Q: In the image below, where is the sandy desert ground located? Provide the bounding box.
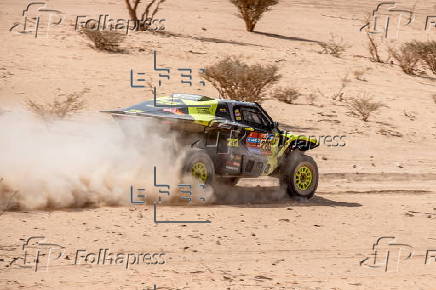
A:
[0,0,436,289]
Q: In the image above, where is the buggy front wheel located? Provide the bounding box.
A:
[279,151,318,199]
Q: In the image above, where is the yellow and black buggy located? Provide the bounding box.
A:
[105,94,319,199]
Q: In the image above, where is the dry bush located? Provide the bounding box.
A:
[230,0,279,32]
[433,94,436,104]
[306,92,318,105]
[408,41,436,75]
[388,43,420,75]
[271,87,300,104]
[367,33,384,63]
[403,110,416,121]
[353,69,366,81]
[26,93,85,120]
[124,0,166,31]
[366,33,391,63]
[378,128,403,138]
[348,94,386,122]
[353,67,371,81]
[366,34,391,64]
[81,28,126,53]
[361,14,390,63]
[318,34,350,58]
[332,74,351,102]
[315,74,351,104]
[200,56,281,102]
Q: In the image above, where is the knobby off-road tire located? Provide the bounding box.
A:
[181,149,215,185]
[279,150,318,199]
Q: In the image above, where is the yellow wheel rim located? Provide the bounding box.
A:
[191,162,208,183]
[294,165,313,191]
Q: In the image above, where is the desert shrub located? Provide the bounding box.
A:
[348,95,386,122]
[26,93,85,120]
[367,33,383,63]
[271,87,300,104]
[361,14,391,63]
[318,34,349,58]
[124,0,166,31]
[403,110,416,121]
[230,0,279,32]
[332,74,351,102]
[378,128,403,138]
[200,56,281,102]
[433,94,436,104]
[306,92,318,105]
[388,43,420,75]
[81,28,126,53]
[315,74,351,103]
[408,40,436,75]
[365,32,391,63]
[353,68,368,81]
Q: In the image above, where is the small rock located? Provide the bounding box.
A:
[255,275,272,280]
[188,50,207,55]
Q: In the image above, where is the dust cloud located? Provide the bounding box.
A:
[0,110,210,210]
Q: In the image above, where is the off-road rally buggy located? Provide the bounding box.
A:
[105,94,319,199]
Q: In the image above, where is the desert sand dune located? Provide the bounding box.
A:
[0,0,435,289]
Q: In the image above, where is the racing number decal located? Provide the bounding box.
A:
[260,136,273,151]
[247,132,276,154]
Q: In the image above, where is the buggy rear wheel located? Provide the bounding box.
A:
[181,149,215,185]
